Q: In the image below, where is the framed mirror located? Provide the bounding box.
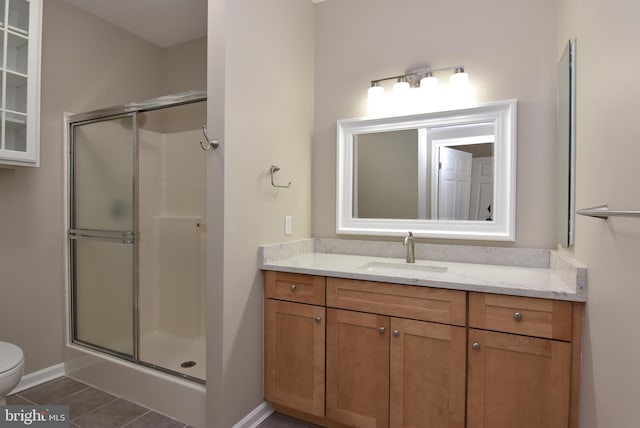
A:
[336,100,517,240]
[556,40,576,247]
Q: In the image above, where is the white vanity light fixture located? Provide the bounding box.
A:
[419,71,441,110]
[420,71,439,94]
[367,64,470,116]
[448,66,471,107]
[449,66,469,88]
[392,77,411,114]
[367,82,385,115]
[393,77,411,93]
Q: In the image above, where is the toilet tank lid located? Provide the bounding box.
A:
[0,342,24,373]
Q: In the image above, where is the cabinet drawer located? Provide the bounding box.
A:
[327,277,466,326]
[469,292,572,341]
[264,271,326,305]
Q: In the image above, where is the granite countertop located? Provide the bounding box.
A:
[259,240,588,302]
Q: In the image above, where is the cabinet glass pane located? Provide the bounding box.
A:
[0,33,5,65]
[74,239,134,357]
[5,72,26,112]
[8,0,28,35]
[73,116,135,231]
[7,33,27,74]
[0,0,5,29]
[5,111,26,151]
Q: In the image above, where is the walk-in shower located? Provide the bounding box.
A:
[67,91,207,384]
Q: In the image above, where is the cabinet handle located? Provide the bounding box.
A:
[513,312,523,321]
[472,342,481,351]
[290,284,297,291]
[315,316,322,324]
[393,330,400,337]
[378,327,385,334]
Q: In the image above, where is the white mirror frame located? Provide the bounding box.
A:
[336,99,517,241]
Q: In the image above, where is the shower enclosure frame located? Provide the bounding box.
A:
[67,90,207,385]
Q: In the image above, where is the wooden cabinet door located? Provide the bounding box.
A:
[467,329,572,428]
[264,299,325,417]
[327,308,390,428]
[389,318,466,428]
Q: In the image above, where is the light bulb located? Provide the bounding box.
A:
[420,75,439,93]
[449,67,469,89]
[392,79,411,114]
[418,74,441,111]
[393,80,410,94]
[449,67,470,107]
[368,85,384,100]
[367,85,385,115]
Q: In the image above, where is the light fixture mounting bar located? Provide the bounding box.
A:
[370,73,413,86]
[370,65,465,86]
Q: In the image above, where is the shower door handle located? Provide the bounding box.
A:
[68,229,136,244]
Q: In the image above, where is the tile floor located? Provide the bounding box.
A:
[7,376,192,428]
[7,376,317,428]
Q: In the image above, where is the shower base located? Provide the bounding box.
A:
[139,332,205,380]
[64,343,206,427]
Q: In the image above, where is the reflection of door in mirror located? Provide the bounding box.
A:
[437,146,472,220]
[470,157,494,220]
[429,133,494,221]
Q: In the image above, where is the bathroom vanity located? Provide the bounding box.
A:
[261,243,586,428]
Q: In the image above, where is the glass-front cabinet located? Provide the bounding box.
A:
[0,0,41,167]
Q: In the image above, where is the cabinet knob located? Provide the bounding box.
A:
[315,316,321,324]
[393,330,400,337]
[513,312,523,321]
[290,284,297,291]
[378,327,385,334]
[472,342,481,351]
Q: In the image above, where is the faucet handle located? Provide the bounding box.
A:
[404,231,414,245]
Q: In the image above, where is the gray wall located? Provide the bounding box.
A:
[205,0,315,426]
[313,0,557,247]
[558,0,640,426]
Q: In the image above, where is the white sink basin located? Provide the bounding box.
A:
[356,261,448,274]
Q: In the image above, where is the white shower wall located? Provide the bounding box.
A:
[138,128,206,359]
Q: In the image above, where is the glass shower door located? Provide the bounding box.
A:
[69,114,137,358]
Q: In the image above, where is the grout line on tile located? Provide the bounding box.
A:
[15,394,38,405]
[121,410,152,427]
[70,395,120,422]
[54,384,92,404]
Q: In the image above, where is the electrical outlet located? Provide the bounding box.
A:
[284,216,293,235]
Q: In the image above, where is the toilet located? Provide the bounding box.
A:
[0,341,24,405]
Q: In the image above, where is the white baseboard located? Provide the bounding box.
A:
[232,401,274,428]
[12,363,66,394]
